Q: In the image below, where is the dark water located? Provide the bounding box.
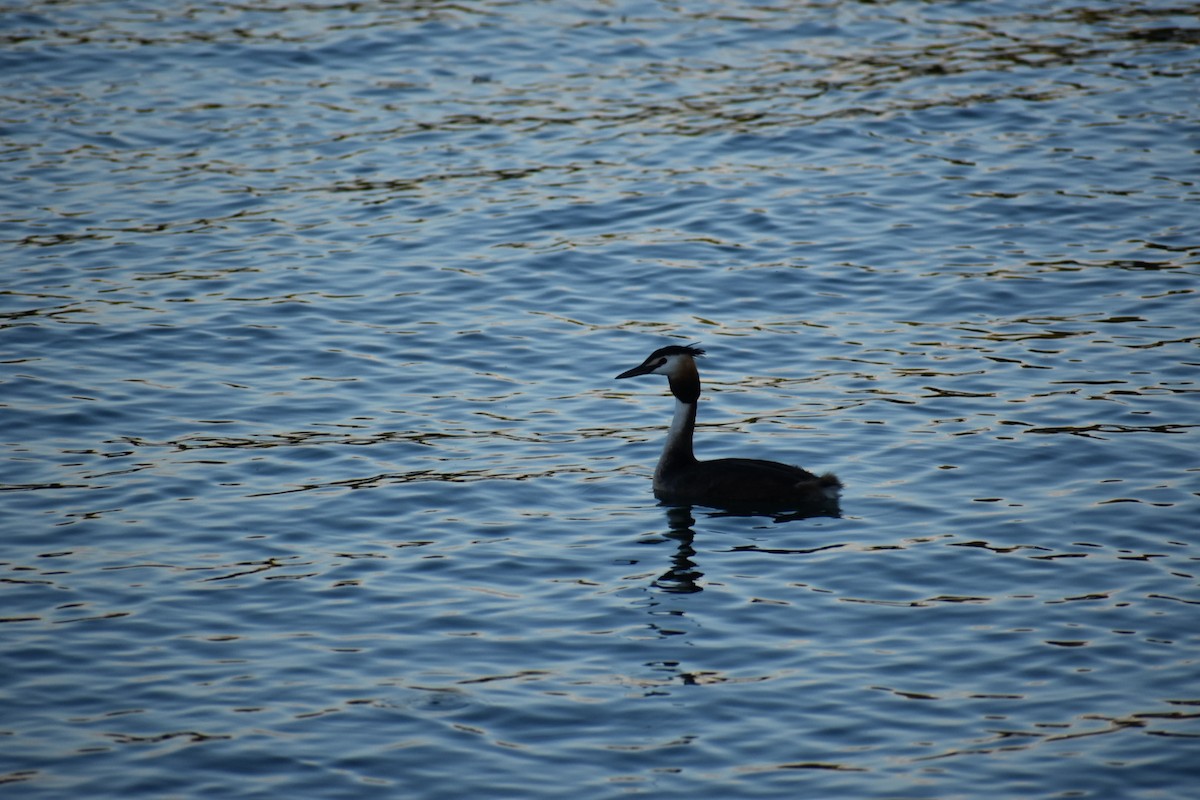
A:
[2,1,1198,797]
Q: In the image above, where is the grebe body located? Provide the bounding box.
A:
[616,344,841,508]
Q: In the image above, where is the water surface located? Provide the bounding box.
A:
[2,1,1198,797]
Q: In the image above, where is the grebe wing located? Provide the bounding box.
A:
[703,458,822,482]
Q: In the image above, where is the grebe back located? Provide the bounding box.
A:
[616,344,841,507]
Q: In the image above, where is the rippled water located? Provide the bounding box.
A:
[3,1,1198,797]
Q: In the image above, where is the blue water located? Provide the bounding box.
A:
[2,1,1198,797]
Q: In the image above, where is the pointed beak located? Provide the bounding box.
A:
[616,362,654,379]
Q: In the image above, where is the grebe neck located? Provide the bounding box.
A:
[658,367,700,475]
[661,397,697,467]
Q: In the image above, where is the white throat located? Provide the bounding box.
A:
[662,397,695,457]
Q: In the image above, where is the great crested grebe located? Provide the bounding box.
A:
[616,344,841,507]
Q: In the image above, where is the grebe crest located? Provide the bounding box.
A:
[616,343,841,509]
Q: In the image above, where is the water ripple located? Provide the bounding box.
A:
[2,0,1199,798]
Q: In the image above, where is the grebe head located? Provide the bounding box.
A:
[615,344,705,380]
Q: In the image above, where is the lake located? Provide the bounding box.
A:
[2,1,1198,797]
